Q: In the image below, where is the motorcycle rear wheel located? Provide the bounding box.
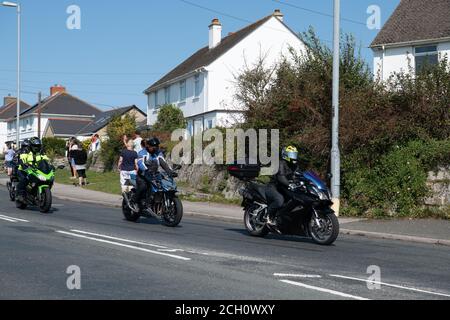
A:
[122,198,141,222]
[244,205,269,237]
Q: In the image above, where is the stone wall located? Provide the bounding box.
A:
[425,166,450,207]
[177,164,244,200]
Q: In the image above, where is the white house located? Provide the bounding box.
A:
[144,9,305,134]
[0,96,32,153]
[371,0,450,80]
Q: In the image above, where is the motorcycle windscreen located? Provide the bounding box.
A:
[303,171,328,191]
[37,160,52,175]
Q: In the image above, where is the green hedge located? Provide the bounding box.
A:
[342,140,450,218]
[42,137,66,157]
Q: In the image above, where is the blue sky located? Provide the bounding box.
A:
[0,0,399,111]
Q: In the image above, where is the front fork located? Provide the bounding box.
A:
[312,208,323,229]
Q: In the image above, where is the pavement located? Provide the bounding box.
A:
[0,186,449,300]
[0,178,448,247]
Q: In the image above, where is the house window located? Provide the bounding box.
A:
[194,74,201,98]
[179,80,186,102]
[206,119,213,130]
[164,86,171,104]
[154,91,159,109]
[415,45,438,73]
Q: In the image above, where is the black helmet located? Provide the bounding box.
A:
[29,137,42,153]
[21,139,31,150]
[147,137,161,147]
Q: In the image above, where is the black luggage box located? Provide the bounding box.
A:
[227,163,261,180]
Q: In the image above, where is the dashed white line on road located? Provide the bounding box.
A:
[329,274,450,298]
[280,280,370,300]
[69,229,168,249]
[0,214,29,223]
[274,273,322,278]
[57,230,191,261]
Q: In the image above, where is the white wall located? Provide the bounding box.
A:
[373,46,414,81]
[207,16,305,114]
[147,73,206,125]
[0,122,7,153]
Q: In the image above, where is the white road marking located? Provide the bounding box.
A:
[280,280,370,300]
[57,231,191,261]
[0,216,18,223]
[0,214,29,223]
[69,230,168,249]
[329,274,450,298]
[274,273,322,278]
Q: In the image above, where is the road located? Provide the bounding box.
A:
[0,187,449,300]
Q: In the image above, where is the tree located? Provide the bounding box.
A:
[101,114,136,171]
[153,104,187,132]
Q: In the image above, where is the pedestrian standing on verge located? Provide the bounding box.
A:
[4,142,15,177]
[70,141,88,187]
[86,134,101,170]
[123,130,143,154]
[118,139,138,193]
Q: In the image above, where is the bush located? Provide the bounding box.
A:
[342,140,450,217]
[153,104,187,132]
[101,114,136,171]
[42,137,66,157]
[235,27,450,217]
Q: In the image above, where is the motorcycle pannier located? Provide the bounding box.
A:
[227,164,261,180]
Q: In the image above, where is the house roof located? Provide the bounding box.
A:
[46,119,93,137]
[371,0,450,48]
[144,15,276,93]
[0,100,32,120]
[77,105,146,135]
[21,92,102,118]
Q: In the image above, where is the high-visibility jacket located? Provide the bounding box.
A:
[18,152,49,171]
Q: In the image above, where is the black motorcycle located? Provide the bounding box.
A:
[229,164,339,245]
[122,166,183,227]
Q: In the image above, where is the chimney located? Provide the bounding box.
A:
[3,94,16,106]
[209,18,222,49]
[50,84,66,96]
[273,9,284,22]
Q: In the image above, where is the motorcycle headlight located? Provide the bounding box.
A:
[38,175,47,182]
[309,186,329,201]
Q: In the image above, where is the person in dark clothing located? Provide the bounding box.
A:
[131,137,177,212]
[266,146,299,229]
[118,139,139,194]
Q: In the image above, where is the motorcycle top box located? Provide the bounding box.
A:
[227,163,261,180]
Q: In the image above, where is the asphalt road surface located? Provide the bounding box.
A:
[0,187,449,300]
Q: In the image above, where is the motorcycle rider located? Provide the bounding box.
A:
[266,146,299,229]
[16,137,49,203]
[131,137,177,212]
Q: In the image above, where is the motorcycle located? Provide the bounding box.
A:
[122,166,183,227]
[15,161,63,213]
[228,164,340,246]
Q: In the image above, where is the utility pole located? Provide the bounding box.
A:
[331,0,341,216]
[1,2,21,146]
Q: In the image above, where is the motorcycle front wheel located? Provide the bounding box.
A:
[39,188,52,213]
[308,211,340,245]
[162,196,183,227]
